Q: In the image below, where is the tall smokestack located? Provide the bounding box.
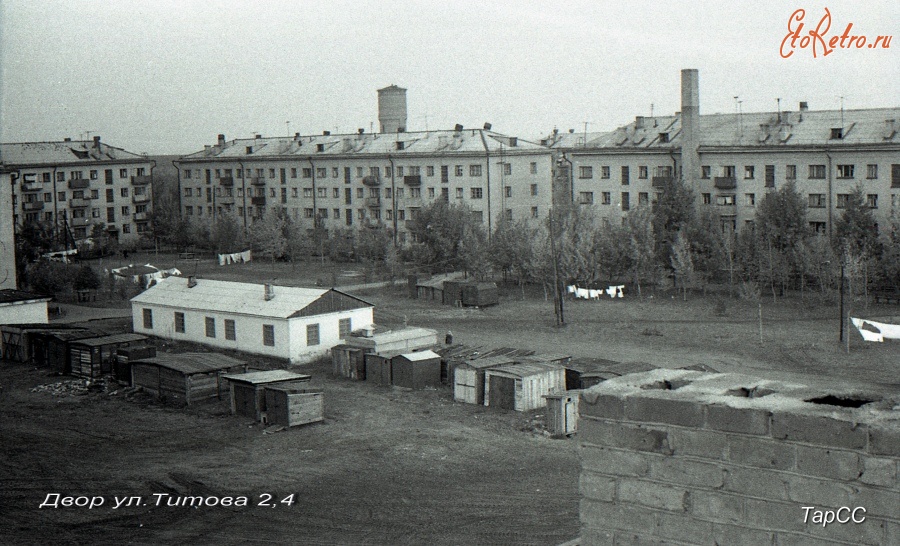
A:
[377,85,407,133]
[680,69,700,188]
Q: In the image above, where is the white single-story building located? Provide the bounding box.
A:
[130,277,374,364]
[0,289,52,325]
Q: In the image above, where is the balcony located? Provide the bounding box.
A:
[22,201,44,211]
[20,181,43,192]
[133,212,150,222]
[362,175,381,187]
[131,175,152,185]
[714,176,737,190]
[71,217,91,228]
[218,194,235,204]
[403,175,422,186]
[365,197,381,208]
[106,224,119,232]
[651,176,674,188]
[68,178,90,190]
[132,193,150,204]
[219,176,234,186]
[251,196,266,205]
[250,177,266,186]
[69,198,92,208]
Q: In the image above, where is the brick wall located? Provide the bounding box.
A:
[578,369,899,545]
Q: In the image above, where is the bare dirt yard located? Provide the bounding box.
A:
[2,276,898,544]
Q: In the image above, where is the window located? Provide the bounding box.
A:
[786,165,797,179]
[893,164,900,188]
[531,206,538,218]
[716,194,735,206]
[428,187,435,198]
[455,165,464,177]
[121,206,130,216]
[333,208,340,219]
[638,192,649,205]
[409,166,420,176]
[120,187,129,197]
[765,165,775,187]
[578,192,594,205]
[89,170,98,180]
[722,166,736,178]
[184,188,193,197]
[867,164,878,179]
[224,319,236,340]
[701,166,711,179]
[501,163,512,176]
[318,208,328,218]
[356,167,364,178]
[638,166,648,179]
[185,205,193,215]
[303,188,313,198]
[426,166,435,177]
[830,128,843,140]
[304,208,314,218]
[385,187,393,199]
[744,166,755,179]
[578,166,593,179]
[621,192,630,211]
[744,193,756,206]
[621,166,630,185]
[810,222,827,234]
[339,318,351,339]
[601,166,610,179]
[142,309,153,329]
[601,192,611,205]
[809,165,826,179]
[504,186,512,198]
[174,312,185,333]
[396,188,404,199]
[441,165,450,182]
[289,168,297,178]
[205,317,216,338]
[456,188,463,199]
[808,194,826,208]
[120,168,128,178]
[836,194,850,208]
[263,324,275,346]
[702,193,712,205]
[302,168,312,178]
[306,324,320,346]
[316,168,327,179]
[356,188,364,198]
[332,167,339,178]
[867,194,878,209]
[837,165,855,179]
[398,209,406,220]
[317,187,327,198]
[530,162,538,174]
[504,209,513,221]
[470,187,483,199]
[469,165,482,177]
[396,167,404,177]
[530,184,538,196]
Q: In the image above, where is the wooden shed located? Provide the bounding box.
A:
[264,386,324,427]
[565,358,656,390]
[331,344,368,380]
[483,361,566,412]
[345,327,438,355]
[415,272,465,302]
[442,280,466,306]
[1,324,87,364]
[390,350,442,390]
[461,282,499,307]
[68,333,149,379]
[36,330,105,374]
[131,353,247,405]
[114,345,157,384]
[453,355,519,405]
[364,352,396,386]
[223,370,312,422]
[545,391,580,436]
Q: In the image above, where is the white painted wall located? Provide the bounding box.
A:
[287,307,374,363]
[0,300,48,325]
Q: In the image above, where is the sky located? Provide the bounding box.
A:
[1,0,897,155]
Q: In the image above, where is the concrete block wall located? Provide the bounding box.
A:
[578,369,899,545]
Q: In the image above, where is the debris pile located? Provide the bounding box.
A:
[31,380,90,396]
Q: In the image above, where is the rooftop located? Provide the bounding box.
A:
[222,370,311,385]
[0,140,149,167]
[133,352,246,375]
[0,289,52,305]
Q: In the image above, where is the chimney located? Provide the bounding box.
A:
[294,132,301,140]
[64,137,71,142]
[799,101,809,112]
[454,124,464,133]
[569,128,575,133]
[358,128,364,134]
[680,68,700,187]
[264,283,275,301]
[483,122,492,130]
[255,134,262,139]
[508,137,517,147]
[92,135,101,148]
[323,130,330,136]
[188,276,198,288]
[635,116,645,129]
[217,134,226,147]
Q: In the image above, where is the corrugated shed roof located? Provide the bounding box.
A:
[488,362,564,378]
[549,107,900,150]
[133,353,246,374]
[131,277,371,318]
[417,272,467,289]
[0,141,148,166]
[353,327,437,344]
[72,333,149,347]
[180,129,547,161]
[0,289,52,304]
[222,370,311,385]
[398,350,440,362]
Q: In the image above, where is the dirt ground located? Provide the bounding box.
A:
[2,280,898,544]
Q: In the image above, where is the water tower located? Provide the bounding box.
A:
[378,85,407,133]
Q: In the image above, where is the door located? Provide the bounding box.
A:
[565,398,578,433]
[488,375,516,410]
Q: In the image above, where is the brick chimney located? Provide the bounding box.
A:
[217,134,226,147]
[93,135,101,149]
[264,283,275,301]
[680,69,700,188]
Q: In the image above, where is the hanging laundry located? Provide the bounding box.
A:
[241,249,252,263]
[616,285,625,298]
[575,288,589,299]
[851,318,883,342]
[566,285,576,294]
[606,286,616,298]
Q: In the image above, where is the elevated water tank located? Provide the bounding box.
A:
[378,85,407,133]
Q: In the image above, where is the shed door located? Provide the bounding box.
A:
[488,376,516,410]
[566,398,578,433]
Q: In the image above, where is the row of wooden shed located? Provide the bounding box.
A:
[408,273,499,307]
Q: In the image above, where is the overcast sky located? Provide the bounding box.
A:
[1,0,897,155]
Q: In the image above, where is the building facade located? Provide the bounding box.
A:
[131,277,375,364]
[1,137,155,245]
[550,70,900,237]
[0,170,16,289]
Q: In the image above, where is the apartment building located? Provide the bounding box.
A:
[1,137,156,244]
[176,87,554,244]
[0,169,16,289]
[550,70,900,237]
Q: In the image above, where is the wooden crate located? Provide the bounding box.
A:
[264,387,324,427]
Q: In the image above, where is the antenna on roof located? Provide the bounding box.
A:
[286,121,291,136]
[776,98,781,122]
[838,95,845,127]
[650,103,654,117]
[582,121,591,147]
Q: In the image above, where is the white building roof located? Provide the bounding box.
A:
[399,350,441,362]
[130,277,371,319]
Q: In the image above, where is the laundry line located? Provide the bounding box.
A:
[566,284,625,300]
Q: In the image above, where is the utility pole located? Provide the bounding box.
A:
[549,208,564,326]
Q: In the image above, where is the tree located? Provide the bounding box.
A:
[491,217,537,297]
[877,212,900,289]
[653,178,695,268]
[670,230,694,300]
[72,265,102,291]
[15,218,56,283]
[754,180,809,298]
[625,203,657,297]
[248,210,287,262]
[834,186,879,258]
[210,213,246,254]
[404,201,478,273]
